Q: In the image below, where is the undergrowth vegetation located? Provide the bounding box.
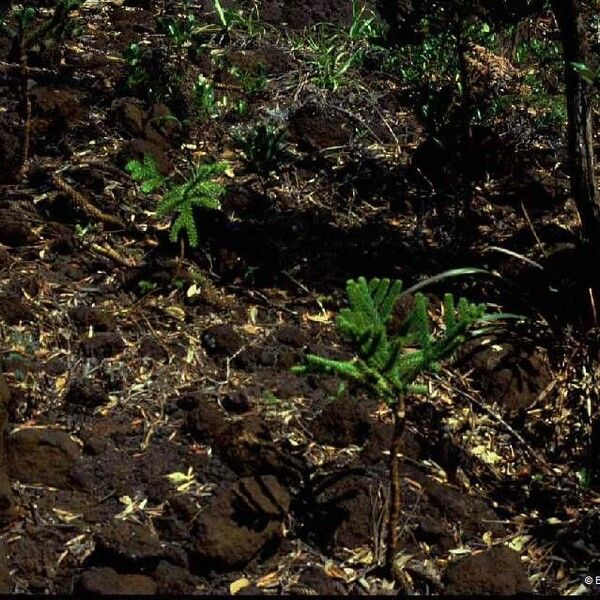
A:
[1,0,600,595]
[126,156,229,248]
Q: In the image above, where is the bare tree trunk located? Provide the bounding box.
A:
[552,0,600,248]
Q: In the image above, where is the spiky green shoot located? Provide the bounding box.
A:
[233,122,290,178]
[126,156,228,248]
[293,276,487,404]
[293,275,497,574]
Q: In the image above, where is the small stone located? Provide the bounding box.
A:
[0,294,33,325]
[443,547,531,595]
[221,390,252,414]
[201,324,242,357]
[8,428,81,489]
[91,522,167,571]
[80,332,125,359]
[75,567,119,595]
[189,476,290,571]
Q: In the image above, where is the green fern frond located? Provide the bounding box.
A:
[294,274,497,407]
[291,355,364,381]
[337,277,402,343]
[443,293,456,331]
[170,203,198,247]
[155,160,228,248]
[126,155,227,248]
[125,155,166,194]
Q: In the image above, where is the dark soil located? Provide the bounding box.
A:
[0,0,598,595]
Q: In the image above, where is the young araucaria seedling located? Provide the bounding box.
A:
[293,276,504,576]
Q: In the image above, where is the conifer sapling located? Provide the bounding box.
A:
[126,155,228,249]
[293,276,499,573]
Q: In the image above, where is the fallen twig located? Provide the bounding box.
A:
[0,60,56,75]
[90,243,136,268]
[51,174,126,229]
[435,375,554,474]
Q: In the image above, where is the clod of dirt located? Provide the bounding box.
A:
[415,515,453,550]
[0,129,19,184]
[221,185,270,218]
[466,342,552,413]
[185,400,226,442]
[214,414,303,483]
[362,424,417,464]
[278,0,357,28]
[310,474,378,552]
[153,561,200,595]
[311,396,372,447]
[416,470,506,538]
[189,475,290,572]
[0,294,33,325]
[0,210,34,247]
[30,87,84,122]
[111,98,145,137]
[289,104,353,151]
[80,332,125,359]
[307,474,380,552]
[276,325,307,348]
[0,378,14,516]
[89,522,173,572]
[0,248,11,269]
[30,87,85,142]
[225,47,291,77]
[7,427,82,489]
[43,355,68,377]
[443,546,531,595]
[117,138,173,175]
[0,471,15,522]
[186,405,302,482]
[71,306,115,332]
[222,390,252,414]
[201,324,243,358]
[116,574,159,595]
[48,236,76,256]
[295,566,346,594]
[0,545,11,593]
[111,99,180,148]
[233,343,301,372]
[138,336,169,362]
[79,416,133,456]
[75,567,157,595]
[75,567,119,595]
[0,375,10,433]
[64,379,106,409]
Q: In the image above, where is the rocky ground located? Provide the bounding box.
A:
[0,0,599,595]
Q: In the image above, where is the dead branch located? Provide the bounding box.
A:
[51,173,126,230]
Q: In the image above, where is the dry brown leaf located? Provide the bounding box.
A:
[163,306,186,321]
[229,578,251,595]
[256,571,280,588]
[303,311,334,323]
[324,561,347,581]
[241,323,261,335]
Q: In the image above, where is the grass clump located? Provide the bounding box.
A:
[233,121,290,179]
